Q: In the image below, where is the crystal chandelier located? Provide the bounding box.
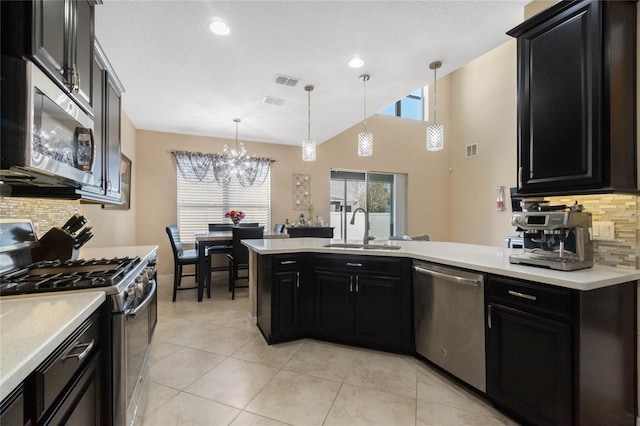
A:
[358,74,373,157]
[426,61,444,151]
[212,118,270,186]
[302,85,316,161]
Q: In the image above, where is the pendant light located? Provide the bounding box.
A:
[426,61,444,151]
[357,74,373,157]
[302,85,316,161]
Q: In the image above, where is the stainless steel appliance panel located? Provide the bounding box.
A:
[1,56,97,187]
[413,262,486,392]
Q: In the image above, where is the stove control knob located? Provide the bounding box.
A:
[127,286,136,300]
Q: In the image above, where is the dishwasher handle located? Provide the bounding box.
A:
[413,265,481,287]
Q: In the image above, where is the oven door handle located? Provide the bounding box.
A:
[125,279,157,319]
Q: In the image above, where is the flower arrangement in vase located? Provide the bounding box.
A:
[225,210,245,226]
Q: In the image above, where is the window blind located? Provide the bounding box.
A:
[176,167,271,243]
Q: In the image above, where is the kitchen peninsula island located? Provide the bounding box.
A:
[243,237,640,426]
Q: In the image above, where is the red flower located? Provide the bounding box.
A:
[225,210,245,221]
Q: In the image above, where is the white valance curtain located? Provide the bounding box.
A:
[171,150,272,187]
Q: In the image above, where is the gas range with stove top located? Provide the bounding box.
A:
[0,256,141,296]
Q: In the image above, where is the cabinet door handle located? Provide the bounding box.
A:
[508,290,537,301]
[296,272,300,288]
[355,276,359,293]
[346,262,362,267]
[518,167,523,189]
[71,64,79,92]
[487,305,492,329]
[281,260,297,265]
[349,276,353,292]
[63,339,95,362]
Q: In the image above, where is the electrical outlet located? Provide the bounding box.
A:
[592,221,616,241]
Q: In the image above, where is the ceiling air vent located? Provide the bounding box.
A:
[466,143,478,158]
[262,96,286,106]
[274,74,300,87]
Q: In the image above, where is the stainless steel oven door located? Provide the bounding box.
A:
[124,277,156,426]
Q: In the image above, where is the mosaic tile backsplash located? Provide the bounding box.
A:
[0,197,82,238]
[546,194,639,269]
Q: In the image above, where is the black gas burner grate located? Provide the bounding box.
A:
[0,256,141,296]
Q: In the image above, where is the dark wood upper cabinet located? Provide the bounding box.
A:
[508,0,637,196]
[1,0,97,114]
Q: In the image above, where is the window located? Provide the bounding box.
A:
[379,87,427,121]
[330,170,407,240]
[176,170,271,243]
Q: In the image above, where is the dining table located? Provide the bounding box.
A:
[194,230,289,301]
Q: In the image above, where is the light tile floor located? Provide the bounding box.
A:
[142,273,519,426]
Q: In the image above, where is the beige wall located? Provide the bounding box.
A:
[447,40,517,246]
[135,130,316,274]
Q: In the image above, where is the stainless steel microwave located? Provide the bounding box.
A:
[1,56,98,187]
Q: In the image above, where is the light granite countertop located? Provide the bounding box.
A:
[243,238,640,291]
[0,291,106,399]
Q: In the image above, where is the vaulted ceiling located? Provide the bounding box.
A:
[95,1,527,146]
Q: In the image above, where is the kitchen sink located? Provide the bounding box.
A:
[323,243,402,250]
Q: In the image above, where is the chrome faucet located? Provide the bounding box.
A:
[350,207,374,245]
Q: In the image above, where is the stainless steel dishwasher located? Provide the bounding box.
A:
[413,261,486,392]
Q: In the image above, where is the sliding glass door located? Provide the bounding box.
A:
[330,170,406,241]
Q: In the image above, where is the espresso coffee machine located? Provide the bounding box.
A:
[509,203,593,271]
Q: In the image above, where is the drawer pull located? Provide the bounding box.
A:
[508,290,537,301]
[63,339,95,362]
[280,260,297,265]
[346,262,363,267]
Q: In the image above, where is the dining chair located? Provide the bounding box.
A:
[205,224,234,278]
[238,222,259,227]
[208,223,233,231]
[166,225,209,302]
[273,223,284,233]
[227,226,264,300]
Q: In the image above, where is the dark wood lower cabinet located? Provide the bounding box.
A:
[314,255,412,352]
[486,275,636,426]
[487,304,572,425]
[0,385,26,425]
[257,254,312,343]
[45,353,103,426]
[258,253,412,353]
[314,271,354,341]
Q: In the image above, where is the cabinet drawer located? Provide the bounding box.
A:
[273,255,304,272]
[36,311,100,417]
[315,254,405,275]
[488,276,573,320]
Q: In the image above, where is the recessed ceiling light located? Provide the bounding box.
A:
[209,19,230,36]
[348,56,365,68]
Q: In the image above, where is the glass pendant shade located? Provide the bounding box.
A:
[426,61,444,152]
[358,132,373,156]
[302,85,316,162]
[426,124,444,151]
[302,138,316,161]
[358,74,373,157]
